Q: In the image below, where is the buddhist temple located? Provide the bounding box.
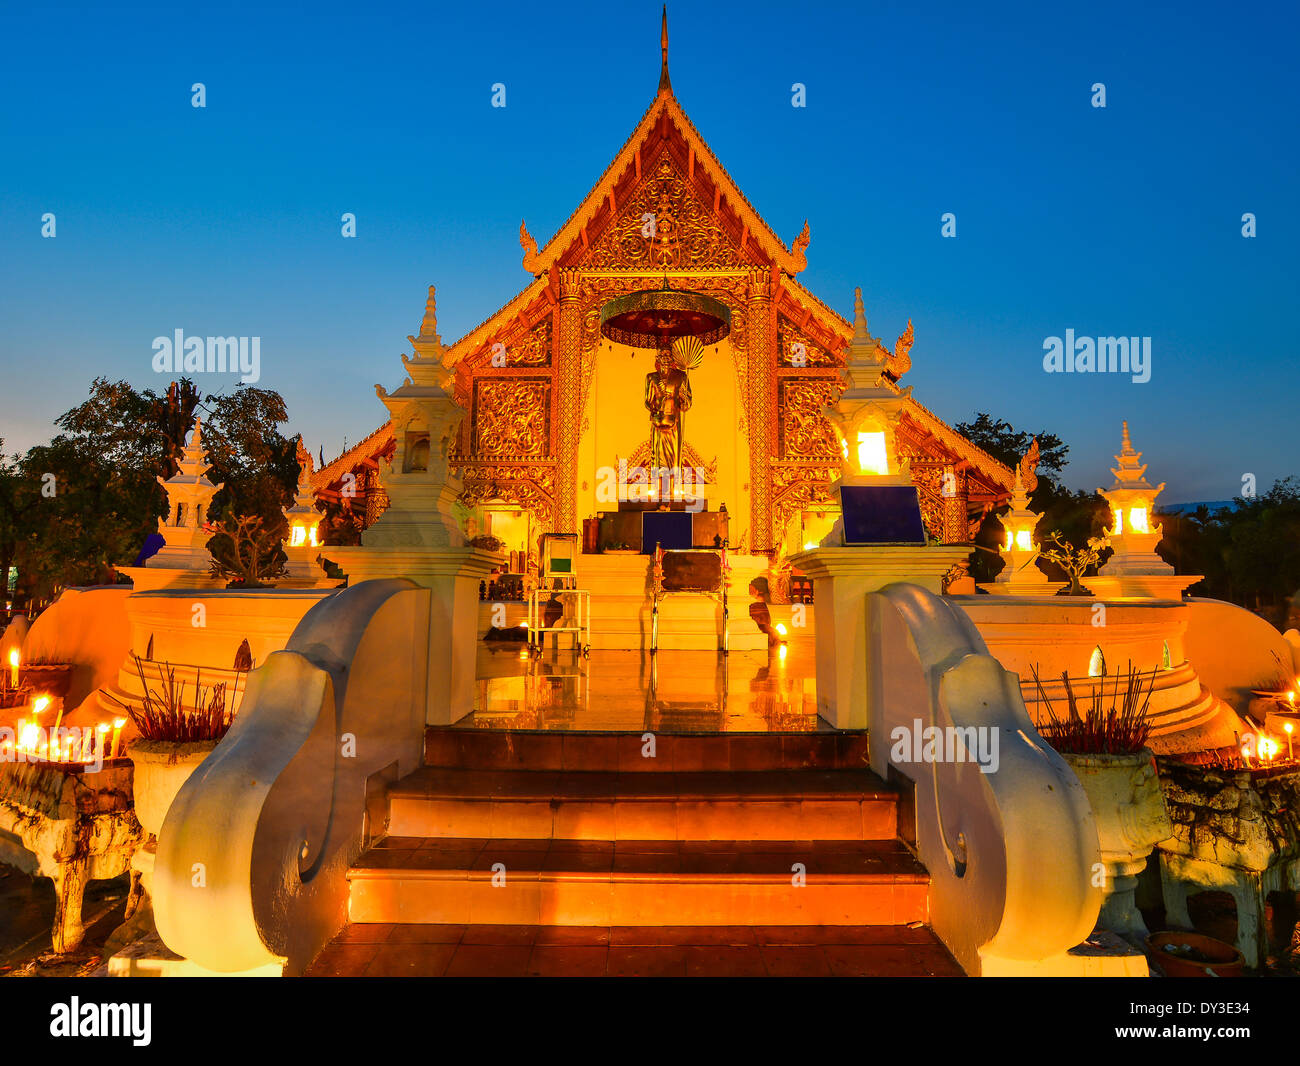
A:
[313,13,1013,596]
[6,9,1300,1002]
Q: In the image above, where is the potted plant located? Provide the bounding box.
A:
[1032,662,1173,941]
[105,655,236,845]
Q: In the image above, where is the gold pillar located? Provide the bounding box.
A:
[747,268,775,552]
[943,465,970,545]
[553,267,582,533]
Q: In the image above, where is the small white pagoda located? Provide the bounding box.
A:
[119,416,226,591]
[1084,421,1201,600]
[280,439,333,587]
[979,442,1066,596]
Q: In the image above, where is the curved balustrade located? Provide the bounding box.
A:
[153,578,429,974]
[868,583,1103,974]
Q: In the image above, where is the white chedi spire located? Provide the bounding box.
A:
[146,414,225,574]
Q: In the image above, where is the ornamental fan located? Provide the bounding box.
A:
[672,335,704,370]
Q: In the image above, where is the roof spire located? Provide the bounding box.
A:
[658,6,671,93]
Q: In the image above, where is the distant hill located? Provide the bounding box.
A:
[1158,500,1237,515]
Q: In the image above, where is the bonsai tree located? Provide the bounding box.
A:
[1038,530,1108,595]
[207,513,286,588]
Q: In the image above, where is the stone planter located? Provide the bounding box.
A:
[1155,759,1300,968]
[0,759,140,953]
[1062,750,1173,941]
[129,738,220,841]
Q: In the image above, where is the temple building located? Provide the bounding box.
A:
[313,20,1012,580]
[8,11,1300,985]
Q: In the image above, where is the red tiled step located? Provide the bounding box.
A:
[308,922,963,977]
[424,728,870,773]
[385,767,898,841]
[346,838,928,927]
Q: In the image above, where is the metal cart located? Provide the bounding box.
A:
[527,533,591,654]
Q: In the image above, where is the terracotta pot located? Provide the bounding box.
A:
[1146,931,1245,977]
[129,738,220,840]
[19,663,74,699]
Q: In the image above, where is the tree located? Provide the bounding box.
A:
[957,413,1109,585]
[7,377,299,606]
[1038,531,1108,595]
[207,514,287,588]
[199,386,299,534]
[955,413,1070,489]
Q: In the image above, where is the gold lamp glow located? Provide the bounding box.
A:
[855,429,889,477]
[289,521,320,548]
[281,438,329,584]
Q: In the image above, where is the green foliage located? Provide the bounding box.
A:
[1159,478,1300,623]
[959,412,1109,585]
[3,377,298,609]
[954,413,1070,488]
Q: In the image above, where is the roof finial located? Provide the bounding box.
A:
[658,5,671,93]
[852,287,869,340]
[420,285,438,339]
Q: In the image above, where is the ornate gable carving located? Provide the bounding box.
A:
[581,154,748,271]
[777,317,842,368]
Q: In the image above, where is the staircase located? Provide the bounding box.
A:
[315,729,959,976]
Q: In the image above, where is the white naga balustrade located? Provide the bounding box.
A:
[153,578,430,975]
[867,583,1108,975]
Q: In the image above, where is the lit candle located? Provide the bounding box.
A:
[79,726,93,762]
[96,723,109,762]
[1286,721,1295,762]
[7,648,17,688]
[1241,735,1254,768]
[110,718,125,759]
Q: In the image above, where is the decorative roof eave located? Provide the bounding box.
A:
[520,88,809,278]
[311,422,394,493]
[439,275,553,369]
[894,388,1014,491]
[777,279,919,381]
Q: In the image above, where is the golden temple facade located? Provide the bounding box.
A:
[313,25,1012,562]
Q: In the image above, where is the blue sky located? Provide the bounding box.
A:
[1,0,1295,502]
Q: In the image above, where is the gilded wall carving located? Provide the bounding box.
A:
[770,463,836,549]
[472,379,552,459]
[778,378,841,460]
[583,155,744,270]
[459,466,556,533]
